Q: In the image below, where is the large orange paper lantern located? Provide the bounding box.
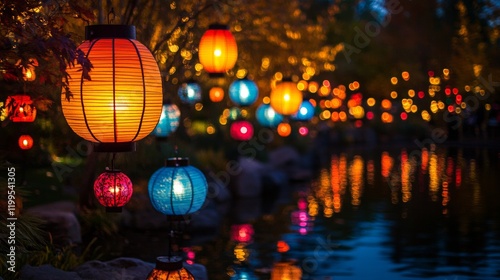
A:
[18,135,34,150]
[62,25,162,152]
[198,24,238,77]
[270,79,302,115]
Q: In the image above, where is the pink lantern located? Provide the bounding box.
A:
[93,169,133,212]
[231,224,254,243]
[230,120,254,141]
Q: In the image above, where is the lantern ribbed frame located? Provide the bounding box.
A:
[270,79,303,115]
[18,135,34,150]
[256,104,283,128]
[93,169,133,212]
[230,120,254,141]
[291,100,315,121]
[148,158,208,216]
[153,103,181,138]
[198,24,238,76]
[229,78,259,106]
[146,256,195,280]
[62,25,162,148]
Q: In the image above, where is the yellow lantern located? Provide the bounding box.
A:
[62,25,162,152]
[198,24,238,77]
[270,261,302,280]
[270,79,302,115]
[277,122,291,137]
[209,87,224,102]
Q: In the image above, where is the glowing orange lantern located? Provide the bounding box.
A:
[198,24,238,77]
[7,95,37,122]
[270,261,302,280]
[62,25,163,152]
[277,122,291,137]
[270,79,303,115]
[146,256,195,280]
[18,135,34,150]
[209,87,224,102]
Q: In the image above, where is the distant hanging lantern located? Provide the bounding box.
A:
[270,261,302,280]
[270,79,302,115]
[148,157,208,216]
[93,169,133,212]
[291,100,315,121]
[228,107,242,121]
[209,87,225,102]
[198,24,238,77]
[18,135,34,150]
[229,78,258,106]
[146,256,195,280]
[230,120,254,141]
[231,224,254,243]
[256,104,283,128]
[62,24,163,152]
[153,103,181,139]
[178,81,202,104]
[7,95,37,122]
[277,122,291,137]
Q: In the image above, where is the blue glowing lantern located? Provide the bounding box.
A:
[152,103,181,138]
[178,81,202,104]
[148,158,208,216]
[256,104,283,128]
[229,78,259,106]
[291,100,315,121]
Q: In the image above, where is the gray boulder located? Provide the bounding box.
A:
[24,201,81,245]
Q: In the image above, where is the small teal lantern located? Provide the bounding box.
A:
[152,103,181,138]
[148,158,208,216]
[256,104,283,128]
[228,107,242,121]
[229,78,259,106]
[291,100,315,121]
[178,81,202,104]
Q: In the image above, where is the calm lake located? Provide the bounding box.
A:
[191,144,500,279]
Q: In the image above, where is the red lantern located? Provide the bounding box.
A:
[7,95,37,122]
[198,24,238,76]
[18,135,34,150]
[230,120,254,141]
[93,169,133,212]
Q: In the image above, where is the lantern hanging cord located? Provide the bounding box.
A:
[111,153,116,170]
[108,7,115,24]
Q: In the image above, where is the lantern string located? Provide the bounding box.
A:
[107,7,115,24]
[111,152,116,170]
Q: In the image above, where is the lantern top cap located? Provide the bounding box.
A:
[166,157,189,167]
[85,24,136,40]
[280,77,294,82]
[155,256,183,271]
[208,24,230,30]
[103,168,122,173]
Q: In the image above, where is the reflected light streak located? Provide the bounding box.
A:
[331,156,342,213]
[381,152,393,179]
[401,150,412,203]
[429,151,440,201]
[349,156,364,206]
